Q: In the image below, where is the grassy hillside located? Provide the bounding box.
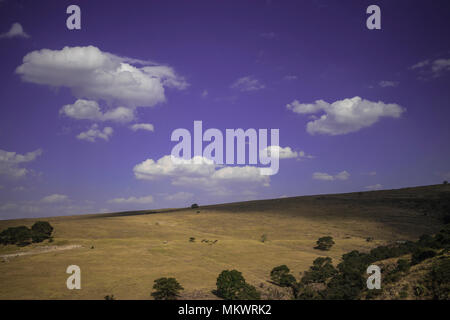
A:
[0,184,448,299]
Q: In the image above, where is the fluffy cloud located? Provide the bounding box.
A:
[16,46,187,108]
[0,23,29,39]
[130,123,154,132]
[410,58,450,78]
[287,96,405,135]
[108,195,154,205]
[231,76,265,92]
[77,124,113,142]
[41,194,69,203]
[0,148,42,178]
[313,171,350,181]
[379,81,398,88]
[60,99,135,123]
[133,155,270,195]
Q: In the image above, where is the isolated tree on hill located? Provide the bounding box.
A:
[315,236,335,251]
[151,277,184,300]
[31,221,53,237]
[191,203,199,209]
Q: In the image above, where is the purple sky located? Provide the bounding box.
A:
[0,0,449,219]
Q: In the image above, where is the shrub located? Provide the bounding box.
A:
[396,259,411,273]
[427,256,450,300]
[189,237,195,242]
[444,180,448,185]
[191,203,199,209]
[260,234,267,243]
[216,270,260,300]
[151,277,184,300]
[104,295,115,300]
[411,248,436,265]
[315,236,335,251]
[413,285,425,297]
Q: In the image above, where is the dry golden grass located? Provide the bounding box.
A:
[0,184,447,299]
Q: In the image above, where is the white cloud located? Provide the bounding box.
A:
[259,146,313,160]
[133,155,270,195]
[231,76,265,92]
[0,23,30,39]
[365,184,383,191]
[201,90,208,98]
[16,46,187,108]
[76,124,113,142]
[313,171,350,181]
[60,99,135,123]
[164,192,194,201]
[130,123,154,132]
[41,194,69,203]
[0,148,42,178]
[108,195,154,205]
[379,81,398,88]
[410,58,450,78]
[287,96,405,135]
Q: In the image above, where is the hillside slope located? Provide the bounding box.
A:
[0,184,448,299]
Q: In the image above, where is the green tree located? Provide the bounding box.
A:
[31,221,53,237]
[151,277,184,300]
[301,257,337,284]
[315,236,335,251]
[216,270,260,300]
[270,265,293,286]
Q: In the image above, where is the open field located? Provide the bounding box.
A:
[0,184,448,299]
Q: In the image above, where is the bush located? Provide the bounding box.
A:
[104,295,115,300]
[315,236,335,251]
[151,277,184,300]
[444,180,448,185]
[396,259,411,273]
[413,285,425,297]
[427,256,450,300]
[191,203,199,209]
[189,237,195,242]
[411,248,436,265]
[216,270,260,300]
[260,234,267,243]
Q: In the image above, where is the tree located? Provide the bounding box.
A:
[301,257,337,284]
[151,277,184,300]
[315,236,335,251]
[216,270,260,300]
[444,180,448,185]
[411,248,436,265]
[0,226,32,246]
[31,221,53,237]
[270,265,295,287]
[191,203,199,209]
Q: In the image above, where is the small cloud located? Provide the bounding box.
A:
[378,81,398,88]
[313,171,350,181]
[164,192,194,201]
[0,148,42,179]
[77,124,113,142]
[368,171,377,176]
[410,58,450,79]
[260,146,314,160]
[201,90,208,98]
[60,100,135,123]
[108,195,154,205]
[231,76,265,92]
[0,23,30,39]
[130,123,154,132]
[365,184,383,191]
[41,194,69,203]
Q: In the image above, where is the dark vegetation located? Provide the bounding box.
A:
[0,221,53,246]
[191,203,199,209]
[215,270,260,300]
[151,277,184,300]
[315,236,335,251]
[269,225,450,300]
